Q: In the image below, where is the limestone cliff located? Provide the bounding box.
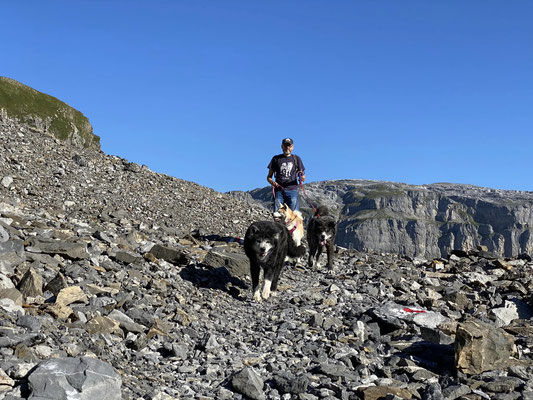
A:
[237,180,533,258]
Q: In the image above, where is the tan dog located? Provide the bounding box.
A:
[273,203,304,247]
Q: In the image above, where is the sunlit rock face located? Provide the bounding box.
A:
[242,180,533,258]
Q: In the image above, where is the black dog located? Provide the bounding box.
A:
[307,205,337,270]
[244,221,306,302]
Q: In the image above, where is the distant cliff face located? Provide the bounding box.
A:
[239,180,533,258]
[0,77,100,150]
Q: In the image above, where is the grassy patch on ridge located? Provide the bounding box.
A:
[0,77,100,149]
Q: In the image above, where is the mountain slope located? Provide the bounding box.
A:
[0,99,532,399]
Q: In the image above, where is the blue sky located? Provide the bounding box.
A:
[3,1,532,192]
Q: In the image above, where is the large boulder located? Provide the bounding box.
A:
[455,318,516,374]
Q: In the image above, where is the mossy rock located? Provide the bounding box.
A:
[0,77,100,150]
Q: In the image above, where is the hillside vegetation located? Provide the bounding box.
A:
[0,77,100,149]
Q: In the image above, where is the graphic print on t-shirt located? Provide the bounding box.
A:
[280,161,293,179]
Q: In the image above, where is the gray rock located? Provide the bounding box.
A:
[110,250,142,265]
[422,382,444,400]
[43,272,68,295]
[148,244,189,265]
[27,238,89,260]
[28,357,121,400]
[232,367,265,400]
[0,332,43,348]
[442,384,471,399]
[72,154,88,167]
[0,240,24,256]
[0,225,8,243]
[273,371,309,394]
[202,250,250,278]
[93,230,112,244]
[108,309,146,333]
[372,302,449,329]
[479,376,521,394]
[17,268,43,298]
[0,287,23,305]
[0,252,24,275]
[123,161,141,173]
[16,315,43,332]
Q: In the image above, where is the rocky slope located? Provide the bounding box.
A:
[0,77,100,150]
[1,113,533,399]
[238,180,533,259]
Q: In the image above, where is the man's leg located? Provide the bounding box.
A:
[274,190,284,212]
[284,190,299,211]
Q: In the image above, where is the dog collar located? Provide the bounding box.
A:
[289,221,298,234]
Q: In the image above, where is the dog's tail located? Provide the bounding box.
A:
[315,205,329,216]
[286,229,306,258]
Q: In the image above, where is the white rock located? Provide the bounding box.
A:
[1,176,13,188]
[0,298,25,315]
[491,301,520,327]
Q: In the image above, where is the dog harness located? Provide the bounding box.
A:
[285,216,299,234]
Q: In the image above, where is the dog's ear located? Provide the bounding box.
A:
[249,224,259,234]
[329,221,336,230]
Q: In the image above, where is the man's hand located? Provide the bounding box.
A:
[300,174,306,183]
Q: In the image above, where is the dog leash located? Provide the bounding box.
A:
[298,173,318,214]
[271,182,287,211]
[272,174,317,215]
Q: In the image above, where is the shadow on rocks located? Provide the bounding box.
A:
[394,341,455,376]
[179,264,248,300]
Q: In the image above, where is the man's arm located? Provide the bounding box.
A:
[297,156,305,182]
[267,168,278,187]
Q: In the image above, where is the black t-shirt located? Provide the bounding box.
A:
[268,154,305,189]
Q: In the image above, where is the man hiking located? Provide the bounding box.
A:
[267,137,306,212]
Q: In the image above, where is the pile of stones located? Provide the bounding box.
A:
[1,114,533,399]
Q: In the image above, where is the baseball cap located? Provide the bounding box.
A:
[281,138,293,146]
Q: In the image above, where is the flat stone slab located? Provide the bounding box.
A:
[27,238,89,260]
[28,357,121,400]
